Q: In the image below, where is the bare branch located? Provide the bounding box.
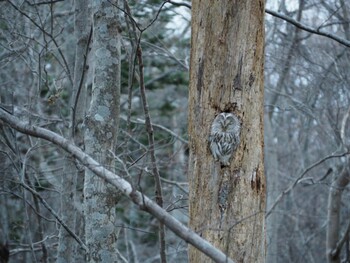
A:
[332,219,350,258]
[27,0,65,6]
[166,0,191,9]
[109,0,167,33]
[19,183,88,251]
[266,150,350,218]
[160,177,188,195]
[7,0,73,84]
[160,3,350,48]
[0,108,235,263]
[136,41,167,263]
[120,115,188,144]
[265,8,350,48]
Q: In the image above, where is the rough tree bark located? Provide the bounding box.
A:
[83,1,123,262]
[188,1,266,262]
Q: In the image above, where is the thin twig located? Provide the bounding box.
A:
[110,0,167,32]
[332,219,350,258]
[26,0,64,6]
[118,3,170,262]
[266,151,350,218]
[120,115,188,144]
[7,0,73,84]
[163,2,350,48]
[136,43,167,263]
[166,0,191,9]
[19,183,88,252]
[160,177,188,194]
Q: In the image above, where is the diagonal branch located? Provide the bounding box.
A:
[19,182,88,252]
[266,150,350,218]
[165,2,350,48]
[265,8,350,48]
[332,218,350,258]
[0,108,235,263]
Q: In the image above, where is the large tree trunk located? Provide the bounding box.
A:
[188,1,266,262]
[84,1,122,262]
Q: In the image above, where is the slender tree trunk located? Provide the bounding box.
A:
[264,117,282,263]
[326,167,350,263]
[188,1,266,262]
[84,1,122,262]
[57,1,90,262]
[265,1,304,262]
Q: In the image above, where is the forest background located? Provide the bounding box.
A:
[0,0,350,262]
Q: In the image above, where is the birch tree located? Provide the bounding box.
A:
[83,1,122,262]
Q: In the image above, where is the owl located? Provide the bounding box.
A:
[208,113,241,166]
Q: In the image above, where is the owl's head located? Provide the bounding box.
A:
[216,113,240,132]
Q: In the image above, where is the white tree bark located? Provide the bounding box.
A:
[83,1,121,262]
